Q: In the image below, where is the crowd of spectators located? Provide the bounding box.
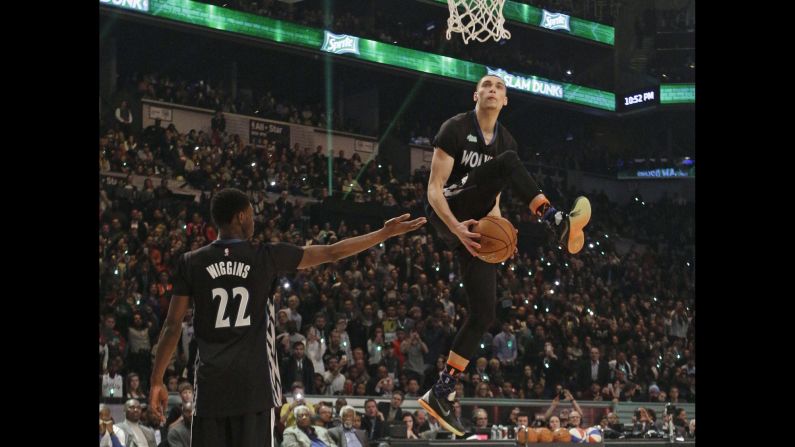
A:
[100,114,694,443]
[109,69,693,186]
[118,71,363,134]
[100,118,412,206]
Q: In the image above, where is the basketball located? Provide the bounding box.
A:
[516,426,526,444]
[535,427,553,443]
[586,426,603,443]
[552,427,571,442]
[473,216,517,263]
[517,426,537,444]
[524,426,538,443]
[569,427,587,443]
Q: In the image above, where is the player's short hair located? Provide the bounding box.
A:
[211,188,250,227]
[477,73,506,89]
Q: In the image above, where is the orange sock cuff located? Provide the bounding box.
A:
[446,351,469,373]
[530,194,550,216]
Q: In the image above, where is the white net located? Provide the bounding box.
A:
[446,0,511,44]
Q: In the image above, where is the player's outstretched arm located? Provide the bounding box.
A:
[297,213,426,270]
[149,295,190,423]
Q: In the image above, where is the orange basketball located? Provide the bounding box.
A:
[524,426,538,443]
[535,427,553,443]
[517,426,537,444]
[473,216,517,264]
[516,426,527,444]
[552,428,572,442]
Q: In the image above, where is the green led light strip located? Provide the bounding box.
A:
[100,0,619,110]
[660,84,695,104]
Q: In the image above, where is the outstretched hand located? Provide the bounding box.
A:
[383,214,427,237]
[149,382,169,425]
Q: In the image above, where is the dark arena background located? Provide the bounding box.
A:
[99,0,695,446]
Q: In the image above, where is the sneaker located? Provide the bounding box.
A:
[417,372,466,436]
[554,196,591,254]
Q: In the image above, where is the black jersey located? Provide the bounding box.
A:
[172,239,303,417]
[432,110,518,198]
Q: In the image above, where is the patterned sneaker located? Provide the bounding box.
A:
[417,371,465,436]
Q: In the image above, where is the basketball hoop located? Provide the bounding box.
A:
[446,0,511,44]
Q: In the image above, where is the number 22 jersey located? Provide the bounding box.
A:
[172,239,304,417]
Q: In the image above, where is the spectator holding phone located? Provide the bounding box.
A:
[544,388,585,426]
[280,383,315,428]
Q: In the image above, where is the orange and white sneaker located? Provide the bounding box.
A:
[545,196,591,254]
[538,196,591,254]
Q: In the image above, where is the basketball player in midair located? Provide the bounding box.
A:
[148,188,426,447]
[418,74,591,435]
